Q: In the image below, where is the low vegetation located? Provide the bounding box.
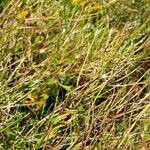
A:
[0,0,150,149]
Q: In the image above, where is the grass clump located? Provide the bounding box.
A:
[0,0,150,149]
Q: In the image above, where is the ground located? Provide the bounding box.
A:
[0,0,150,149]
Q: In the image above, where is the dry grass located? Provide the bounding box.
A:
[0,0,150,149]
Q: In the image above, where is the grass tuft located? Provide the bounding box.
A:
[0,0,150,149]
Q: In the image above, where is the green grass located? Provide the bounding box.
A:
[0,0,150,149]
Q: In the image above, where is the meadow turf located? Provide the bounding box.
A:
[0,0,150,149]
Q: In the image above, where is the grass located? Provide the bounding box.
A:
[0,0,150,149]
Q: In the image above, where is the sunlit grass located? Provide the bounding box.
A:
[0,0,150,149]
